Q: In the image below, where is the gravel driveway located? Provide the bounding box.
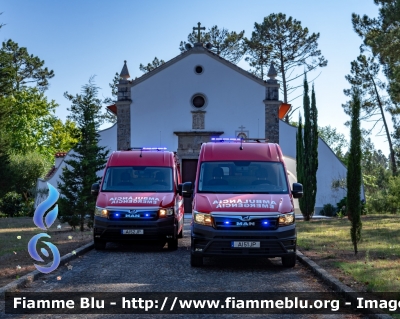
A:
[0,217,367,319]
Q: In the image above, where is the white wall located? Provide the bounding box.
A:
[130,53,266,149]
[280,121,348,213]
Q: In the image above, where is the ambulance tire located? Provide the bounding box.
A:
[94,239,106,250]
[178,225,183,238]
[167,238,178,251]
[282,254,296,268]
[190,253,203,267]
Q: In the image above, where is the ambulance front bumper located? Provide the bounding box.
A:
[191,223,296,257]
[94,216,176,242]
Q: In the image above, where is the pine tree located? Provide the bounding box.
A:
[58,80,109,231]
[343,52,396,175]
[297,78,319,221]
[139,57,166,73]
[244,13,327,121]
[347,90,362,254]
[180,25,245,64]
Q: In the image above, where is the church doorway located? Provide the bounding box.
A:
[182,159,198,214]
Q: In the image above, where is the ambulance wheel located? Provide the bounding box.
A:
[167,238,178,251]
[94,239,106,250]
[191,253,203,267]
[178,225,183,238]
[282,255,296,268]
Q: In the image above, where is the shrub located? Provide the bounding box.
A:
[58,214,80,230]
[336,196,347,216]
[386,175,400,214]
[0,192,24,217]
[367,191,397,214]
[361,200,367,215]
[321,203,336,217]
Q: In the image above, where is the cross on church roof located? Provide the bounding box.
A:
[238,125,246,131]
[193,22,205,43]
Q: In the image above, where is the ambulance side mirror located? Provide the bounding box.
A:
[91,183,100,196]
[182,182,193,198]
[177,183,183,196]
[292,183,303,198]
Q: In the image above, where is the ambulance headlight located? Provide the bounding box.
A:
[278,213,295,226]
[95,206,108,218]
[193,211,213,227]
[158,208,174,218]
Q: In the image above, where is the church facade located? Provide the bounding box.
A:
[35,42,353,215]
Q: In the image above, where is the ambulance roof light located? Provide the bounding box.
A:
[211,137,242,142]
[128,147,167,151]
[210,138,268,143]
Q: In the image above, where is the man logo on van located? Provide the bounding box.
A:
[125,214,141,218]
[236,222,255,226]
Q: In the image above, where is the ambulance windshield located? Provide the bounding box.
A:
[102,166,173,192]
[198,161,289,194]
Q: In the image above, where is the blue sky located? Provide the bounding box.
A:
[1,1,389,153]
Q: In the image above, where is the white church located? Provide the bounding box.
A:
[35,35,353,215]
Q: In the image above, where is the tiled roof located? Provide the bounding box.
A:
[55,152,67,158]
[44,166,56,180]
[44,152,68,180]
[107,104,117,115]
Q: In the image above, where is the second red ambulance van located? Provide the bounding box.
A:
[182,139,303,267]
[91,148,184,250]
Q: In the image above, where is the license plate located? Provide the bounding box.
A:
[231,241,260,248]
[121,229,144,235]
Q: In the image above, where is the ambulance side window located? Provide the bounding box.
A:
[198,166,205,189]
[174,168,179,189]
[103,169,110,189]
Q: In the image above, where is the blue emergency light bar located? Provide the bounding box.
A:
[129,147,167,151]
[211,137,242,142]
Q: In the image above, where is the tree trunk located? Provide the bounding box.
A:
[370,73,397,175]
[278,45,289,122]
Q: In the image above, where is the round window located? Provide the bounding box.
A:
[192,95,205,108]
[195,65,203,74]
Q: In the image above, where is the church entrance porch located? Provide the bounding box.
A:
[174,131,224,214]
[182,159,198,214]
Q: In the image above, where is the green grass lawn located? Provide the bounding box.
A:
[0,217,93,287]
[0,217,44,256]
[296,215,400,294]
[0,217,92,257]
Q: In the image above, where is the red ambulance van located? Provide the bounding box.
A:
[182,139,303,267]
[91,148,184,250]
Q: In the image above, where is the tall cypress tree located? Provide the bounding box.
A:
[58,80,109,231]
[310,85,319,214]
[297,78,319,221]
[347,90,362,254]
